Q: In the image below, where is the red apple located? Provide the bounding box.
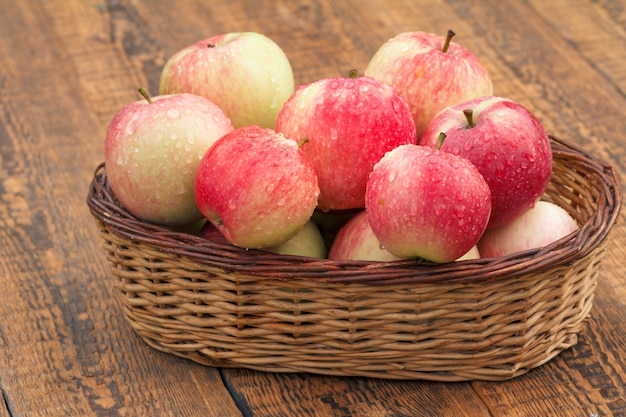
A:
[198,220,230,245]
[328,210,402,262]
[365,30,493,138]
[275,74,417,212]
[159,32,295,129]
[104,90,233,226]
[365,144,491,263]
[420,96,552,228]
[478,200,578,258]
[194,125,320,249]
[329,209,482,262]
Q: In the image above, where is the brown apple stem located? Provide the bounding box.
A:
[463,109,476,127]
[442,29,456,53]
[298,137,310,147]
[137,87,153,104]
[436,132,446,150]
[207,44,215,48]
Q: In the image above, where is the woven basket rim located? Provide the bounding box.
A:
[87,135,622,285]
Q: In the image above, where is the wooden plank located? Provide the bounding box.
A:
[220,368,492,416]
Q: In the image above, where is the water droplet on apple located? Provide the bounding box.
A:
[167,108,181,119]
[228,200,236,209]
[329,80,340,89]
[270,94,280,110]
[454,205,466,218]
[329,128,338,140]
[359,84,370,93]
[524,152,537,162]
[387,172,397,182]
[379,243,386,251]
[197,101,212,113]
[124,124,136,135]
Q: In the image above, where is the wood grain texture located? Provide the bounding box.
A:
[0,0,625,416]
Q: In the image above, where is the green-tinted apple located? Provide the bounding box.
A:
[160,32,294,129]
[104,90,233,226]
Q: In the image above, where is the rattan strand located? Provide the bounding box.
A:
[87,136,621,381]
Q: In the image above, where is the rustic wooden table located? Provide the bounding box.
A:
[1,1,625,416]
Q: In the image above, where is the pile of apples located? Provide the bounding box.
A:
[104,30,579,264]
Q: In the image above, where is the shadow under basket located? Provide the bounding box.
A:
[87,136,622,381]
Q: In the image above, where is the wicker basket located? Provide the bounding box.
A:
[87,136,621,381]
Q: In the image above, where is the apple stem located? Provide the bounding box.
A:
[442,29,456,53]
[298,137,310,147]
[137,87,153,104]
[348,69,358,78]
[436,132,446,150]
[207,43,215,48]
[463,109,476,127]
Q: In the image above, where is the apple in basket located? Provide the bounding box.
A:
[200,220,327,258]
[194,125,320,249]
[478,200,579,258]
[364,30,493,138]
[420,96,553,228]
[365,142,491,263]
[328,210,402,262]
[104,89,233,226]
[328,210,481,261]
[159,32,295,129]
[275,72,417,212]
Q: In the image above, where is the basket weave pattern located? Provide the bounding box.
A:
[87,137,621,381]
